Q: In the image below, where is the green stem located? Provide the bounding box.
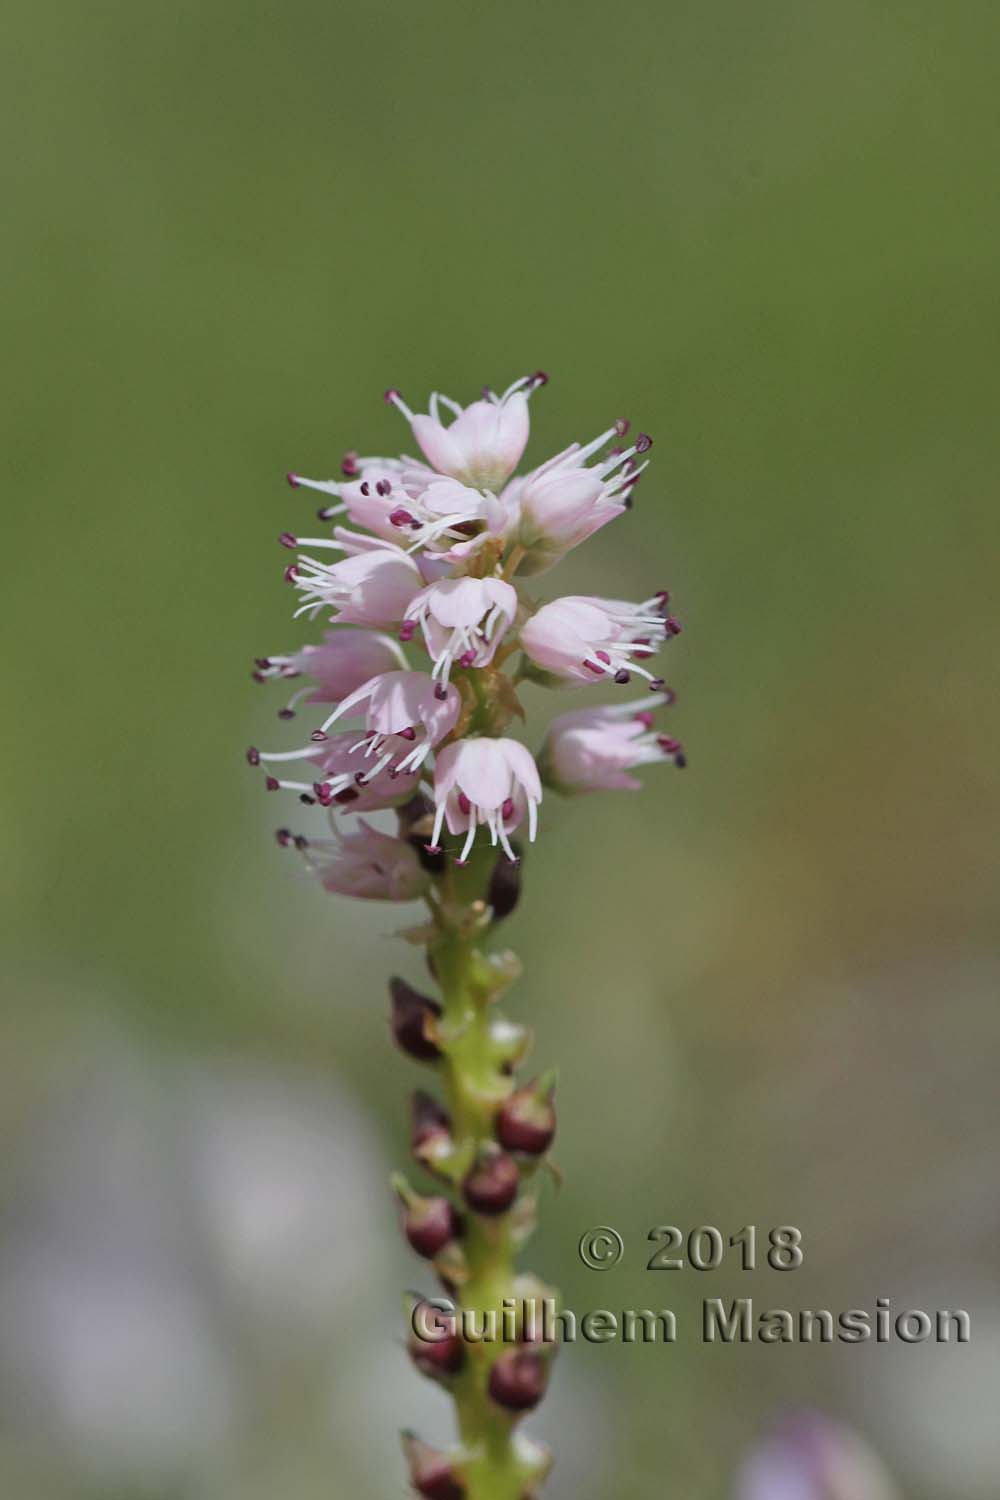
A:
[433,924,525,1500]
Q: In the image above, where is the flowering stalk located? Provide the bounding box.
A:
[248,373,686,1497]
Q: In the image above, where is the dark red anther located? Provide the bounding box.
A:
[317,505,337,520]
[283,564,298,583]
[665,616,682,636]
[246,746,261,766]
[390,506,416,527]
[655,589,671,608]
[254,657,271,669]
[614,669,631,684]
[278,707,295,720]
[399,619,417,642]
[648,677,666,691]
[359,481,370,497]
[341,450,360,476]
[614,417,630,437]
[275,828,293,847]
[531,370,549,387]
[333,786,359,804]
[298,793,316,804]
[398,726,417,741]
[457,792,472,816]
[285,472,300,488]
[658,736,681,754]
[634,710,655,729]
[635,432,653,453]
[293,833,310,850]
[265,776,279,791]
[310,729,329,742]
[313,782,334,805]
[457,648,477,667]
[462,1147,519,1216]
[501,797,515,820]
[434,683,449,700]
[488,1348,547,1412]
[583,659,605,675]
[376,479,392,496]
[384,387,402,404]
[279,531,297,549]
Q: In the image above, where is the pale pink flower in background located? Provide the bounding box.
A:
[252,629,407,715]
[317,670,460,778]
[386,375,544,491]
[430,737,542,863]
[402,576,518,686]
[505,423,651,574]
[735,1412,898,1500]
[248,729,416,811]
[520,594,678,686]
[540,694,684,793]
[282,819,430,901]
[290,533,424,625]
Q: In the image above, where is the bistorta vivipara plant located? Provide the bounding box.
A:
[247,373,685,1499]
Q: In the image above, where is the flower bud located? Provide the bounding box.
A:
[408,1298,466,1380]
[488,1348,548,1412]
[487,844,523,919]
[496,1074,556,1156]
[390,977,443,1062]
[401,1433,466,1500]
[393,1174,462,1259]
[462,1145,520,1216]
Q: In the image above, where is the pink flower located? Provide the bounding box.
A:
[389,477,508,558]
[735,1413,897,1500]
[290,533,424,626]
[284,820,429,901]
[520,594,675,686]
[505,423,651,574]
[403,576,519,686]
[386,376,544,491]
[253,629,407,715]
[540,694,684,793]
[249,729,418,811]
[430,738,542,864]
[288,458,438,543]
[318,670,461,779]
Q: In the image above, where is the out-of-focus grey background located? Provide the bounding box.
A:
[3,2,998,1496]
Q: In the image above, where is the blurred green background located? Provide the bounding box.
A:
[3,1,999,1496]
